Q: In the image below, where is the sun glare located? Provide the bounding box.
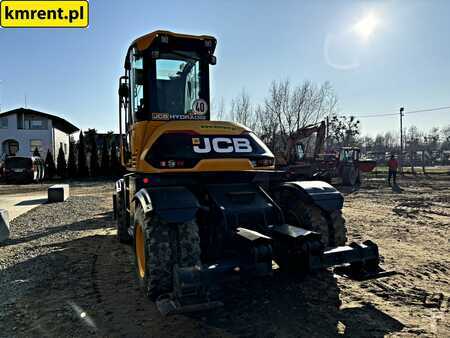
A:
[353,12,379,41]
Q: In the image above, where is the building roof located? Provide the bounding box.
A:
[0,108,79,134]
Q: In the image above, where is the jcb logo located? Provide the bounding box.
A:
[192,137,253,154]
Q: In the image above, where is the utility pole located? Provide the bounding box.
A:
[400,107,404,174]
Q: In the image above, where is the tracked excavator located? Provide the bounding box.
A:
[273,121,377,186]
[113,31,383,315]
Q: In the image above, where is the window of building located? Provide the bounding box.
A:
[17,113,48,130]
[0,117,8,129]
[17,114,23,129]
[24,119,46,129]
[30,120,43,129]
[30,139,43,155]
[64,143,67,154]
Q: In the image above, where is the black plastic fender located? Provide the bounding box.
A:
[115,178,125,193]
[275,180,343,211]
[133,186,200,223]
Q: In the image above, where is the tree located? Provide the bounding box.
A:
[56,145,67,178]
[84,128,98,152]
[383,131,397,152]
[67,141,77,178]
[77,130,89,177]
[328,115,360,148]
[373,134,385,153]
[441,125,450,151]
[424,127,440,151]
[230,89,256,129]
[406,126,421,173]
[89,136,99,177]
[359,135,374,153]
[33,147,40,157]
[257,80,338,154]
[211,96,226,120]
[45,150,56,179]
[100,140,110,176]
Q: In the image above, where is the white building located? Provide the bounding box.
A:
[0,108,79,161]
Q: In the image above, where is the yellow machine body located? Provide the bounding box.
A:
[119,30,274,174]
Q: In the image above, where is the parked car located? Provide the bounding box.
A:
[0,160,4,180]
[3,156,45,183]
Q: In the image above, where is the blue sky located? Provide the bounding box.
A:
[0,0,449,136]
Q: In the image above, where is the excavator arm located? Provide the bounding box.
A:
[285,121,326,164]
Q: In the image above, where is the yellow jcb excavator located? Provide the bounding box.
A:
[112,30,382,315]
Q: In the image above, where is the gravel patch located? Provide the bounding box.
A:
[0,194,112,337]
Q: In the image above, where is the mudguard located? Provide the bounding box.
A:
[277,180,343,211]
[115,178,125,193]
[113,178,126,220]
[134,186,200,223]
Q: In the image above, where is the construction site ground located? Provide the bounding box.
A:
[0,176,449,337]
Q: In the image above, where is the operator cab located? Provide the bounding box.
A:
[120,31,217,124]
[339,147,360,163]
[118,31,274,173]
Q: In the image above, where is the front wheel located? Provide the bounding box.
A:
[116,193,131,243]
[328,209,347,246]
[285,200,330,246]
[133,205,201,300]
[284,200,347,247]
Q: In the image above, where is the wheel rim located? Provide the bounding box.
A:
[135,223,145,279]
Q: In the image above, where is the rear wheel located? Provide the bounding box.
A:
[356,168,361,185]
[342,165,358,186]
[133,205,201,300]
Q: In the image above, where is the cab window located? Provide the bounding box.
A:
[150,50,207,119]
[130,49,144,116]
[296,143,305,160]
[155,58,201,115]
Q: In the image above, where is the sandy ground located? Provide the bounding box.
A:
[0,176,448,337]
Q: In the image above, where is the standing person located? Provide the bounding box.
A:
[388,154,399,186]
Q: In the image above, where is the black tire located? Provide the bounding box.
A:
[356,168,361,185]
[284,200,347,248]
[328,210,347,246]
[133,205,201,300]
[178,220,202,267]
[342,165,357,186]
[116,193,131,243]
[285,200,330,246]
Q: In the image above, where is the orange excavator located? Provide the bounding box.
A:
[274,121,376,186]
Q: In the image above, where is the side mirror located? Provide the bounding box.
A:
[209,55,217,65]
[118,83,129,98]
